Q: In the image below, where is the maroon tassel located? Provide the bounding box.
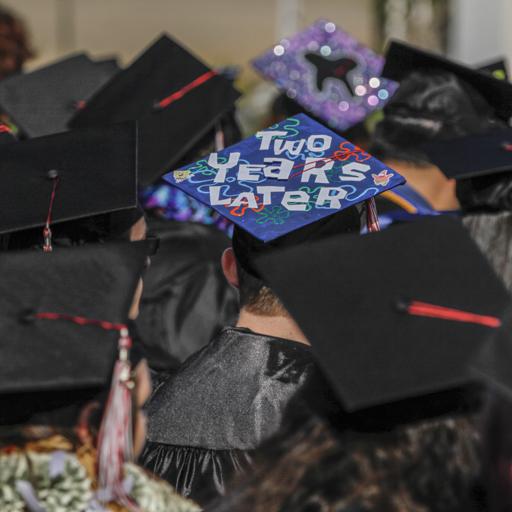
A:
[43,171,59,253]
[31,313,140,509]
[365,197,380,232]
[96,327,140,510]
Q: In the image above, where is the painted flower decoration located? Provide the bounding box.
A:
[255,205,291,225]
[124,463,200,512]
[0,451,92,512]
[0,451,201,512]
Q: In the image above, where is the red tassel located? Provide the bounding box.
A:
[42,172,59,253]
[215,122,225,151]
[365,197,380,232]
[31,313,140,509]
[42,227,53,253]
[96,327,140,510]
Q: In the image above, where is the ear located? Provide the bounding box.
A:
[221,247,239,289]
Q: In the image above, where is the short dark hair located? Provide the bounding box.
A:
[232,206,362,316]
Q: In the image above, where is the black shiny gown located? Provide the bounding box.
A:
[140,327,316,504]
[136,218,238,372]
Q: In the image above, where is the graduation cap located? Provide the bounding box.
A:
[252,19,398,132]
[0,121,138,241]
[0,53,120,138]
[162,113,404,242]
[0,239,153,502]
[254,216,510,412]
[70,34,241,186]
[477,57,509,81]
[0,240,150,398]
[382,40,512,121]
[422,128,512,180]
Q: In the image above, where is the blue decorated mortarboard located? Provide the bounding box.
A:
[163,114,404,241]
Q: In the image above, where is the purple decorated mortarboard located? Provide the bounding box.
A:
[252,19,398,132]
[162,114,404,242]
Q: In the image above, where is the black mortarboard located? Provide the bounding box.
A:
[382,41,512,121]
[0,122,137,236]
[69,34,241,186]
[255,216,510,412]
[477,58,509,81]
[0,240,150,413]
[422,128,512,180]
[0,53,119,138]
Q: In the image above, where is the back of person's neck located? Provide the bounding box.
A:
[236,309,310,346]
[386,159,460,211]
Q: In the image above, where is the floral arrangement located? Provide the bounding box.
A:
[0,441,200,512]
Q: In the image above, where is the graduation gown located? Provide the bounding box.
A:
[375,182,438,228]
[140,327,316,504]
[136,218,238,371]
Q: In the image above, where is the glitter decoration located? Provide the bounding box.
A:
[320,45,332,57]
[252,19,398,131]
[355,85,367,96]
[324,22,336,33]
[378,89,389,100]
[273,45,285,56]
[368,95,379,106]
[369,77,380,88]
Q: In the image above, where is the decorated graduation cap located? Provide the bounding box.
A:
[162,113,404,244]
[0,53,119,138]
[0,239,153,504]
[255,216,510,413]
[70,34,240,186]
[383,40,512,122]
[0,122,137,250]
[252,19,398,132]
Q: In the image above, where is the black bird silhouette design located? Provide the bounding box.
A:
[304,52,358,96]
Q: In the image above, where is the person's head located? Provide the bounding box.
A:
[209,407,481,512]
[0,5,33,80]
[221,206,362,317]
[371,70,503,166]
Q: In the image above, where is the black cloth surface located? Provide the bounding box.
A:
[140,327,316,503]
[136,218,238,371]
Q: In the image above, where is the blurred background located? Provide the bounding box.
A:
[1,0,510,130]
